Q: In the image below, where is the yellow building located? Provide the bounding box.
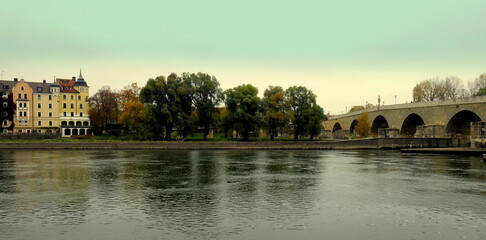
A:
[29,80,60,133]
[12,79,34,133]
[1,72,91,137]
[57,71,91,137]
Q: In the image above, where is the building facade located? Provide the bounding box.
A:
[0,72,92,137]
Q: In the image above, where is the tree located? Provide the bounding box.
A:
[443,76,467,99]
[476,87,486,96]
[224,84,262,141]
[88,86,120,131]
[355,112,371,138]
[285,86,317,141]
[140,73,192,141]
[413,77,468,102]
[184,72,222,140]
[306,105,326,140]
[262,86,288,141]
[119,100,147,134]
[349,105,365,112]
[413,78,445,102]
[119,82,141,111]
[469,73,486,96]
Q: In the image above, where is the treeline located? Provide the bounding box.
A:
[413,73,486,102]
[88,72,327,141]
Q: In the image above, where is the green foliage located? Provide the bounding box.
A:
[476,87,486,96]
[306,105,326,140]
[224,84,262,141]
[140,73,192,140]
[262,86,288,141]
[184,72,222,140]
[285,86,323,141]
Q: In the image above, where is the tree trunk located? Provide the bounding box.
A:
[165,125,173,141]
[269,119,275,141]
[309,134,315,141]
[203,122,210,141]
[293,131,299,141]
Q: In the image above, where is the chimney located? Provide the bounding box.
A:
[72,77,76,81]
[43,80,46,83]
[14,78,18,82]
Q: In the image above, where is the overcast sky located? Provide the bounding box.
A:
[1,0,485,114]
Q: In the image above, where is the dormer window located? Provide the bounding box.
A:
[37,87,42,91]
[21,86,24,91]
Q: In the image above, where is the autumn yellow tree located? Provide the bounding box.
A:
[355,112,371,138]
[119,83,147,134]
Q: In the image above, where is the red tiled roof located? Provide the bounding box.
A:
[56,78,79,93]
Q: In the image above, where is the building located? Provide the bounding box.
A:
[56,71,92,137]
[0,72,92,137]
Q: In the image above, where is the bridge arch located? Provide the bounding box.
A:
[446,110,482,138]
[332,122,342,132]
[350,120,358,133]
[400,113,425,137]
[371,115,389,135]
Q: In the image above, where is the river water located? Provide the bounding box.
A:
[0,150,485,240]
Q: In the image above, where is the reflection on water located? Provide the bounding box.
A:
[0,150,485,239]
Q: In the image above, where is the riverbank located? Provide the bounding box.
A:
[0,137,456,150]
[0,141,339,150]
[401,148,486,155]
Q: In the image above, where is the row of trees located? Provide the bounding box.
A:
[88,72,327,141]
[413,73,486,102]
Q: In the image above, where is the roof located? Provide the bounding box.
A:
[0,80,60,94]
[28,82,54,94]
[0,81,17,93]
[56,78,80,93]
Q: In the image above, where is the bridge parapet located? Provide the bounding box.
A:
[329,95,486,120]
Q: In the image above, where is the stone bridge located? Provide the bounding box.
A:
[323,96,486,139]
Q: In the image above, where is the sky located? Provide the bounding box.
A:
[1,0,485,114]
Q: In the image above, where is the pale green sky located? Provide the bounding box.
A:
[1,0,485,114]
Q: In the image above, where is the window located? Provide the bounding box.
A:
[71,112,74,117]
[37,87,42,92]
[70,103,74,108]
[49,104,52,109]
[63,95,66,100]
[24,94,27,99]
[70,95,74,100]
[48,121,52,126]
[3,120,7,125]
[79,104,83,109]
[37,121,41,126]
[37,112,41,117]
[18,130,22,133]
[48,95,52,100]
[21,86,24,90]
[3,85,8,89]
[63,103,66,108]
[78,95,81,100]
[37,95,41,100]
[80,112,83,117]
[48,112,52,117]
[2,102,7,108]
[63,112,66,116]
[18,94,21,99]
[38,103,41,108]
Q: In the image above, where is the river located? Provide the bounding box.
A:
[0,150,485,239]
